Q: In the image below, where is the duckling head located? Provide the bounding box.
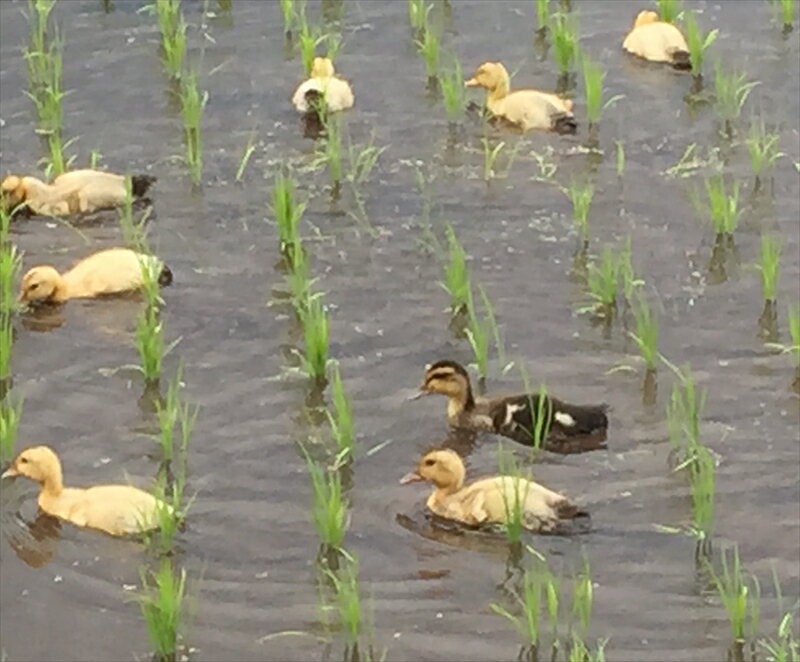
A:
[465,61,510,92]
[311,56,335,79]
[19,266,63,305]
[2,446,62,485]
[633,9,660,28]
[400,448,466,491]
[412,360,472,400]
[1,175,26,212]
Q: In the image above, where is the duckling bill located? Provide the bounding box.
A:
[414,360,608,453]
[401,448,587,533]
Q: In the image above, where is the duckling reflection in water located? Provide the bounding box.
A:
[2,446,171,537]
[19,247,172,306]
[401,448,588,533]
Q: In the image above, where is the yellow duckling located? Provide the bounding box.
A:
[19,247,172,305]
[291,56,355,113]
[1,169,155,217]
[465,61,577,134]
[622,10,691,69]
[400,448,587,533]
[1,446,171,537]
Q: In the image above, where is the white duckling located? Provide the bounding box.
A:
[465,61,577,134]
[622,10,691,69]
[400,448,587,533]
[292,56,355,113]
[1,446,171,537]
[1,169,155,217]
[19,247,172,305]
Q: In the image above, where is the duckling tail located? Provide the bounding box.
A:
[131,174,156,198]
[158,265,173,287]
[670,50,691,71]
[553,113,578,135]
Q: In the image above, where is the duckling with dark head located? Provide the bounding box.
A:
[413,360,609,453]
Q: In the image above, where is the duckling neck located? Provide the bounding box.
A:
[433,470,466,499]
[446,384,476,422]
[487,75,510,105]
[48,272,71,303]
[39,470,64,500]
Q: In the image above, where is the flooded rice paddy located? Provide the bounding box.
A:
[0,1,799,660]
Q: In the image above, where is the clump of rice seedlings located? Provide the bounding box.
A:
[481,136,507,182]
[756,234,782,338]
[772,0,796,34]
[0,396,24,463]
[551,11,580,91]
[583,245,621,321]
[663,360,705,465]
[535,0,550,35]
[656,0,683,23]
[542,563,561,643]
[137,557,189,662]
[615,140,625,178]
[465,285,504,381]
[565,179,594,250]
[572,558,594,638]
[296,6,326,75]
[567,636,608,662]
[345,134,386,191]
[24,0,56,91]
[697,174,742,238]
[280,0,295,38]
[713,63,759,139]
[746,118,783,194]
[235,132,257,183]
[415,5,441,90]
[305,450,348,552]
[688,443,715,556]
[327,362,354,467]
[179,70,208,185]
[760,592,799,662]
[440,224,471,317]
[438,54,467,126]
[271,170,306,254]
[630,296,659,401]
[286,241,315,314]
[495,446,529,545]
[683,11,718,88]
[323,555,364,650]
[581,55,623,143]
[516,364,552,453]
[408,0,426,35]
[298,294,330,383]
[0,208,22,318]
[618,236,643,306]
[490,567,543,655]
[312,112,343,198]
[707,546,761,654]
[135,262,169,385]
[154,0,187,81]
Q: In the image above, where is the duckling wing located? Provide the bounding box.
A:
[623,23,688,63]
[65,248,161,297]
[325,77,355,112]
[52,169,124,188]
[77,485,167,536]
[497,90,572,131]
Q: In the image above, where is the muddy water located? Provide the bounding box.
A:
[1,1,798,660]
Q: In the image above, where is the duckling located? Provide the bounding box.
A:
[1,446,171,537]
[465,61,577,134]
[291,57,355,114]
[19,247,172,305]
[622,10,691,70]
[1,169,155,217]
[413,360,608,453]
[400,448,587,533]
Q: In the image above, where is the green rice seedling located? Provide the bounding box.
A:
[298,294,330,382]
[438,55,467,125]
[688,443,715,554]
[137,557,188,662]
[683,11,718,85]
[0,396,23,463]
[0,316,12,387]
[305,450,348,551]
[465,285,503,381]
[773,0,796,33]
[313,112,343,198]
[324,555,363,649]
[565,179,594,246]
[496,446,529,544]
[147,475,182,556]
[23,0,56,93]
[630,296,659,372]
[551,11,580,89]
[155,367,182,464]
[490,568,543,652]
[708,546,760,647]
[760,610,799,662]
[0,209,22,318]
[118,177,151,251]
[713,63,759,139]
[541,563,561,642]
[154,0,187,80]
[618,236,643,305]
[25,39,65,137]
[756,234,782,304]
[408,0,426,34]
[481,136,506,182]
[280,0,295,37]
[296,7,326,75]
[235,132,257,182]
[662,359,705,463]
[440,224,471,316]
[572,558,593,637]
[179,70,208,185]
[535,0,550,34]
[136,303,166,384]
[585,245,621,319]
[286,242,315,313]
[615,140,625,178]
[698,174,742,237]
[581,55,623,135]
[656,0,682,23]
[327,362,354,466]
[567,636,608,662]
[746,118,783,193]
[346,135,386,189]
[271,170,306,254]
[415,7,441,88]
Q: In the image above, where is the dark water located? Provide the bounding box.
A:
[1,1,799,661]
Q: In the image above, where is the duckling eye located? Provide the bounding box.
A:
[19,457,28,464]
[424,459,436,467]
[29,283,39,291]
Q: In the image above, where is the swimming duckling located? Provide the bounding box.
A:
[465,61,577,134]
[1,169,155,217]
[1,446,171,537]
[292,57,355,114]
[400,448,587,533]
[622,10,691,70]
[413,360,608,453]
[19,247,172,305]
